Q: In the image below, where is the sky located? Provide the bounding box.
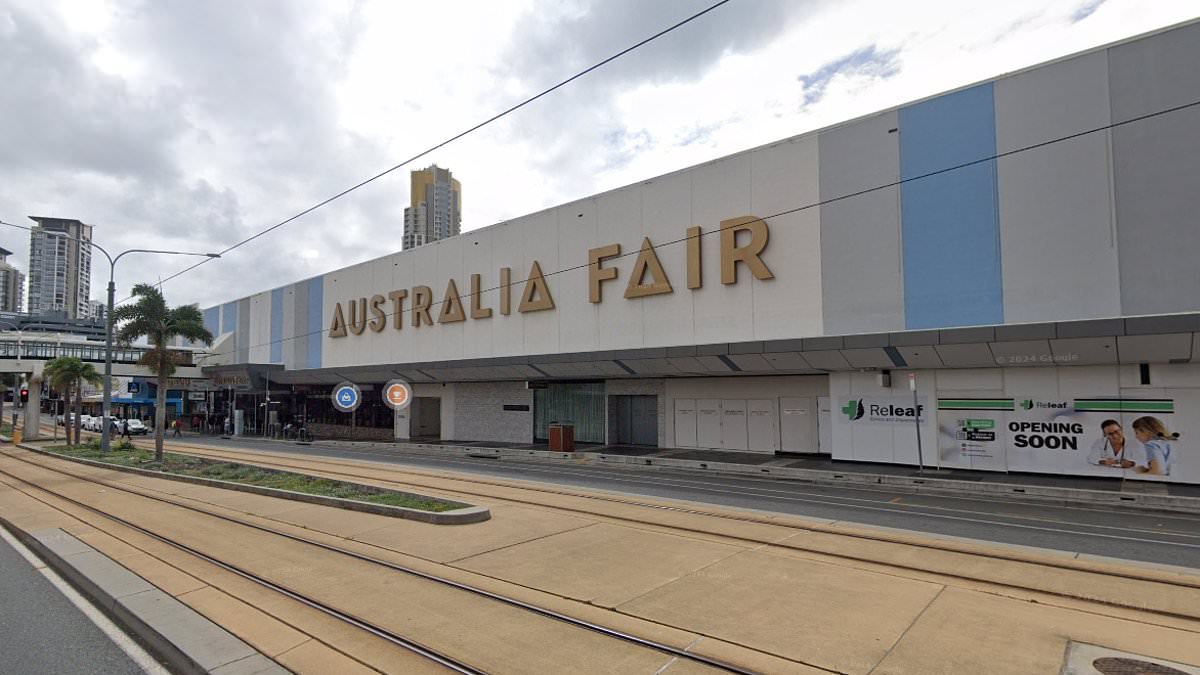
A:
[1,0,1196,311]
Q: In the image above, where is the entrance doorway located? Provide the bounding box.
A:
[533,382,604,443]
[409,397,441,439]
[612,395,657,446]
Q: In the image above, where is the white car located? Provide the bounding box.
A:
[123,419,148,436]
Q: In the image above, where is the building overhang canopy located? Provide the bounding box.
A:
[262,313,1200,386]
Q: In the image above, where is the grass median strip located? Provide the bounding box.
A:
[42,441,459,512]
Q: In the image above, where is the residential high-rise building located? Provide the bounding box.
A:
[402,165,461,249]
[27,216,93,319]
[0,247,25,313]
[88,299,106,322]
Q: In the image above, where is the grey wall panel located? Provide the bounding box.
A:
[292,280,308,371]
[995,51,1121,323]
[281,284,296,369]
[236,298,250,364]
[819,111,904,334]
[1110,22,1200,315]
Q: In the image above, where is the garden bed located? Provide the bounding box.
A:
[30,441,489,524]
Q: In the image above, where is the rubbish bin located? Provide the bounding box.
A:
[548,422,575,452]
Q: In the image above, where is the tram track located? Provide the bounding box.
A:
[158,442,1200,578]
[160,438,1200,543]
[83,440,1200,628]
[0,446,766,675]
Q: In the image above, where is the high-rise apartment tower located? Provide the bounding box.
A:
[402,165,461,249]
[0,247,25,313]
[27,216,93,318]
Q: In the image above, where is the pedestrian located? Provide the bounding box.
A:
[121,419,131,440]
[171,419,181,437]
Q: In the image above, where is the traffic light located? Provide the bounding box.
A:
[19,387,29,403]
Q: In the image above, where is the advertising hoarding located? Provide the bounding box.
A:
[936,397,1188,482]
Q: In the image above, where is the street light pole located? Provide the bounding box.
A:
[98,248,220,452]
[1,220,219,453]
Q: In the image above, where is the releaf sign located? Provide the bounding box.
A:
[328,216,772,338]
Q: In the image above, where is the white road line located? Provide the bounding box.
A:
[0,526,171,675]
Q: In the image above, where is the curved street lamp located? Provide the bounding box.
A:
[1,220,219,450]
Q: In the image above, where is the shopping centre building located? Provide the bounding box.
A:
[199,20,1200,485]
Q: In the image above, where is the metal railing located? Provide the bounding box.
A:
[0,339,198,366]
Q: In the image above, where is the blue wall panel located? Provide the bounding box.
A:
[270,288,284,363]
[221,302,237,334]
[306,277,322,368]
[202,307,219,336]
[899,84,1004,329]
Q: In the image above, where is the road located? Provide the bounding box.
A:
[0,528,156,675]
[176,435,1200,569]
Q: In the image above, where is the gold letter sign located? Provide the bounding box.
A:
[328,216,772,339]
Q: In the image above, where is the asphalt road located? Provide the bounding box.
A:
[0,530,150,675]
[178,435,1200,569]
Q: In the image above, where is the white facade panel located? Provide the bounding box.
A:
[462,229,495,358]
[720,399,748,450]
[750,136,822,340]
[520,209,559,356]
[640,170,696,348]
[555,199,599,354]
[592,189,643,350]
[433,236,466,361]
[674,398,697,447]
[690,153,755,345]
[489,221,526,359]
[664,376,827,450]
[696,399,721,448]
[746,399,778,452]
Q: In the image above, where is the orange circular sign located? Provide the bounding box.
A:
[383,380,412,410]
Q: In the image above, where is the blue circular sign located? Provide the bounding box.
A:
[331,382,361,413]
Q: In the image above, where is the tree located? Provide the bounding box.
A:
[43,357,102,446]
[112,284,213,461]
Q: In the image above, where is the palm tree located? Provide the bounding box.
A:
[112,284,213,461]
[44,357,102,446]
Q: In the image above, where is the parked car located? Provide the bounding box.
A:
[124,419,148,435]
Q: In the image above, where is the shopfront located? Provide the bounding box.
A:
[194,23,1200,484]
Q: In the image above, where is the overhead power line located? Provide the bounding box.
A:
[137,0,736,297]
[187,95,1200,363]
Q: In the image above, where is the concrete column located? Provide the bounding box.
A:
[393,406,410,441]
[23,375,41,440]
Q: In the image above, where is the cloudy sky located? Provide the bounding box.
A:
[1,0,1196,310]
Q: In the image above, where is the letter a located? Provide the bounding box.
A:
[624,238,673,299]
[518,261,555,312]
[329,302,348,338]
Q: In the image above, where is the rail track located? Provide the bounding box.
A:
[112,440,1200,622]
[0,446,761,675]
